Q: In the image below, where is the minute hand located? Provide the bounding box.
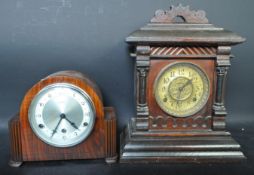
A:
[179,79,192,91]
[51,118,63,137]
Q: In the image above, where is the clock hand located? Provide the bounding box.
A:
[176,90,182,105]
[176,78,192,104]
[64,116,79,130]
[176,79,192,105]
[179,78,192,91]
[51,114,65,138]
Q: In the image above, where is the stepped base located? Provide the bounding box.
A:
[120,119,246,163]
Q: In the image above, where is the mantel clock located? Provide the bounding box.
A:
[120,4,246,163]
[9,71,117,167]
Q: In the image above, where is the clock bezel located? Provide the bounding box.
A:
[28,83,96,148]
[153,62,210,118]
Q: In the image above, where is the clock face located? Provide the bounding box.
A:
[154,62,210,117]
[28,83,95,147]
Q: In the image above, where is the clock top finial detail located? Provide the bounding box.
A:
[151,4,209,24]
[126,4,245,46]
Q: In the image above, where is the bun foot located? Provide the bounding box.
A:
[105,155,117,164]
[9,160,22,167]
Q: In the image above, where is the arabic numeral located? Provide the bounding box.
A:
[163,77,169,84]
[178,68,184,75]
[170,71,175,77]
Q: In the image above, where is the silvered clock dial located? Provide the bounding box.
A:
[154,62,210,117]
[28,83,95,147]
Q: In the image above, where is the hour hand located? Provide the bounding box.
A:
[65,117,79,130]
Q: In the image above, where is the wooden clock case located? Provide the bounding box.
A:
[9,71,117,167]
[120,5,246,163]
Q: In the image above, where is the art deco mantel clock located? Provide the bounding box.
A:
[120,4,246,163]
[9,71,117,167]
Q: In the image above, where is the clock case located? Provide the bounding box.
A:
[9,71,117,167]
[120,5,246,163]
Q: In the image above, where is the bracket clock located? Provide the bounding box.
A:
[9,71,117,167]
[120,4,246,163]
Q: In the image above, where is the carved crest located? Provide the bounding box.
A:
[151,4,209,24]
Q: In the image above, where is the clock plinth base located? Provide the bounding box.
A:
[120,119,246,163]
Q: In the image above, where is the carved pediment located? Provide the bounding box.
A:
[151,4,209,24]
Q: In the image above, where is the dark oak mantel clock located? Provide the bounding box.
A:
[9,71,117,167]
[120,4,246,163]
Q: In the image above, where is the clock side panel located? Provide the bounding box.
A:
[147,59,215,131]
[19,75,107,161]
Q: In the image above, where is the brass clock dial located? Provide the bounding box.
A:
[154,62,209,117]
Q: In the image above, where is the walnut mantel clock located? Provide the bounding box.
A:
[120,4,246,163]
[9,71,117,167]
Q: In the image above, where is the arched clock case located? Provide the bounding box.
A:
[9,71,117,167]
